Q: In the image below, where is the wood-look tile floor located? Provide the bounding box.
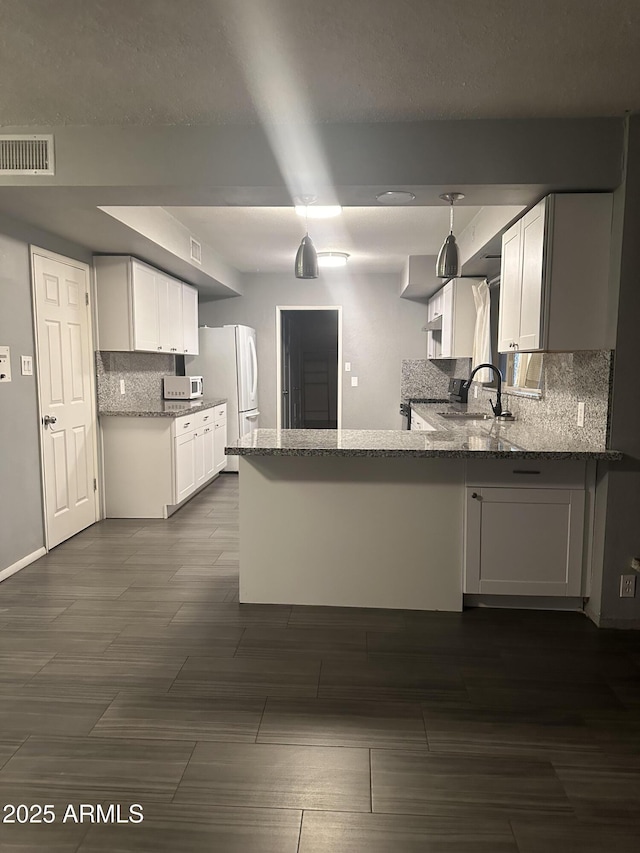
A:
[1,473,640,851]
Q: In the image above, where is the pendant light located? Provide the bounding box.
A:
[436,192,464,278]
[294,198,318,279]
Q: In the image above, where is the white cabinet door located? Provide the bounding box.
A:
[498,220,523,353]
[194,428,207,489]
[439,282,454,358]
[158,276,184,354]
[174,431,197,503]
[203,426,216,479]
[464,486,585,596]
[518,201,546,351]
[131,262,161,352]
[214,420,227,473]
[182,284,199,355]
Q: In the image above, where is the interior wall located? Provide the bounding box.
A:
[597,115,640,627]
[199,272,427,429]
[0,213,92,571]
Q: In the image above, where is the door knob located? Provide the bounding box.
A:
[43,415,57,427]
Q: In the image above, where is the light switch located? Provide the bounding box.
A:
[351,376,358,387]
[21,355,33,376]
[345,362,351,372]
[0,345,11,382]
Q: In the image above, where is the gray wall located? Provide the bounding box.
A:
[596,115,640,627]
[0,213,91,571]
[199,272,427,429]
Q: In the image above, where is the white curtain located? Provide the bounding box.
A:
[471,280,492,383]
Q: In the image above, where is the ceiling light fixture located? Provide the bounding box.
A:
[436,192,464,278]
[376,190,416,205]
[317,252,350,269]
[295,197,318,279]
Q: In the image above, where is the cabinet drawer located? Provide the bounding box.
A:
[465,458,586,489]
[213,403,227,426]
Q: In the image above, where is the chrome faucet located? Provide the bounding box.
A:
[461,363,506,417]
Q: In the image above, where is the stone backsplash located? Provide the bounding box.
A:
[404,351,613,449]
[401,358,471,402]
[96,351,176,411]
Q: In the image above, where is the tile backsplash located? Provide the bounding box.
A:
[404,351,613,448]
[96,351,175,410]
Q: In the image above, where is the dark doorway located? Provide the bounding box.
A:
[280,309,339,429]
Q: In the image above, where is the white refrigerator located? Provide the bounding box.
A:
[187,325,259,472]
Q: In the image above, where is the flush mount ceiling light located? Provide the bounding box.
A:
[295,197,318,279]
[317,252,350,269]
[436,192,464,279]
[376,190,416,205]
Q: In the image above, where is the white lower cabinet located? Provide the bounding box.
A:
[102,403,227,518]
[464,461,586,597]
[175,431,197,503]
[214,418,227,473]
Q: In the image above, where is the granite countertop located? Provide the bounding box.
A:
[99,398,227,418]
[227,404,622,460]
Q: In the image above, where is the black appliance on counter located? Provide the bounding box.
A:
[399,397,448,430]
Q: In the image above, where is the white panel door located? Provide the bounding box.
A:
[498,220,523,352]
[518,200,547,351]
[131,261,161,352]
[33,252,97,548]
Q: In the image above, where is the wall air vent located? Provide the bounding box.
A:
[190,237,202,265]
[0,135,54,175]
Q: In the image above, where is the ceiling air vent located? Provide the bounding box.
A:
[0,135,54,175]
[190,237,202,264]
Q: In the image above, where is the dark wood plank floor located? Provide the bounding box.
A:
[1,473,639,852]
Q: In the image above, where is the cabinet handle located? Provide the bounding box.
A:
[183,422,191,428]
[512,469,541,475]
[471,492,480,500]
[157,346,162,351]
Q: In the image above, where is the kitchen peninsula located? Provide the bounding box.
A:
[228,412,621,613]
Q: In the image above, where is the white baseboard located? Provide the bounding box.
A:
[0,547,47,584]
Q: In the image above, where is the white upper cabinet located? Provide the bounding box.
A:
[498,193,613,353]
[96,256,199,354]
[426,278,481,360]
[131,261,161,352]
[181,284,199,355]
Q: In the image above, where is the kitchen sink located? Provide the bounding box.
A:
[436,411,492,420]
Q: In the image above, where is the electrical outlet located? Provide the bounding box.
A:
[620,574,636,598]
[345,362,351,372]
[120,379,126,395]
[351,376,358,387]
[577,401,585,427]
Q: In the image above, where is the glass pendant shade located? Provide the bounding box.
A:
[436,233,460,278]
[295,234,318,279]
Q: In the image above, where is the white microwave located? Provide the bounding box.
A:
[163,375,203,400]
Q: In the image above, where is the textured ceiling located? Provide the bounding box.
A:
[166,205,483,273]
[0,1,639,125]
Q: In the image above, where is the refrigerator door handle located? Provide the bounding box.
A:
[246,411,260,419]
[248,334,258,400]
